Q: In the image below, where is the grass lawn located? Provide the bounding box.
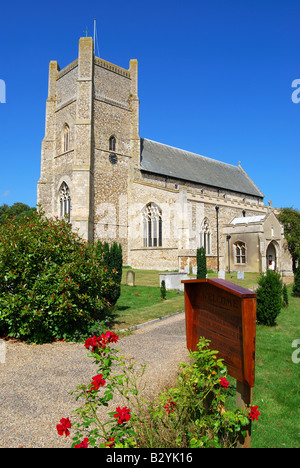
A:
[111,283,185,330]
[250,286,300,448]
[207,271,260,290]
[224,284,300,448]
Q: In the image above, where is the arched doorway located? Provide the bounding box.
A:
[266,242,277,271]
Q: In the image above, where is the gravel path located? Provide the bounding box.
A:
[0,313,189,448]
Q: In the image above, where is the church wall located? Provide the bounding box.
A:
[224,232,261,273]
[92,62,135,264]
[94,59,131,110]
[38,59,78,219]
[128,167,268,271]
[263,212,282,240]
[93,100,132,156]
[54,101,76,156]
[127,180,180,269]
[56,61,78,108]
[130,247,179,271]
[93,148,129,264]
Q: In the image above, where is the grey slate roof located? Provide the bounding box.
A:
[140,138,264,198]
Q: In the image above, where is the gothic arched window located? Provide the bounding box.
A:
[200,218,211,254]
[234,241,246,264]
[142,203,162,248]
[63,124,70,153]
[109,135,116,152]
[59,182,71,222]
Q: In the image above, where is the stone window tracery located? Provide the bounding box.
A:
[200,218,211,254]
[59,182,71,222]
[234,241,246,264]
[142,203,162,248]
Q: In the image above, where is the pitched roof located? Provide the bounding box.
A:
[140,138,264,199]
[230,215,266,225]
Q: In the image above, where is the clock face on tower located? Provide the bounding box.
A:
[109,153,118,164]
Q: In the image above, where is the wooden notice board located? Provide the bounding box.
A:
[182,279,257,388]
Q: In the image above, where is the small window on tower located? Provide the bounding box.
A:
[63,124,70,153]
[109,136,116,152]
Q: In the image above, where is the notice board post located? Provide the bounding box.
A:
[182,278,257,448]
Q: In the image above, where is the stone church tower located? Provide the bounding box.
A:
[38,37,139,263]
[38,37,293,276]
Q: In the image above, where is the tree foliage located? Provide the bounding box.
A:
[277,207,300,272]
[293,254,300,297]
[0,202,36,224]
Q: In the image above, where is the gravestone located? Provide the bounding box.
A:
[218,270,225,280]
[237,271,244,280]
[126,270,135,287]
[159,272,189,291]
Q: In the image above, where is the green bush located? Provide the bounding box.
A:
[292,255,300,297]
[282,284,289,307]
[160,280,167,300]
[256,270,283,326]
[197,247,207,279]
[0,210,118,343]
[95,241,123,305]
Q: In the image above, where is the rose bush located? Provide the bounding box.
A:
[57,336,259,448]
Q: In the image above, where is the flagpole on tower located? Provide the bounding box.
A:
[93,19,96,54]
[93,19,100,57]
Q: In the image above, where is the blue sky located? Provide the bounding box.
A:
[0,0,299,210]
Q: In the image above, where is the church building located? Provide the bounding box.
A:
[37,37,292,276]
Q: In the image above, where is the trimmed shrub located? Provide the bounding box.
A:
[282,284,289,307]
[256,270,283,326]
[160,280,167,300]
[95,241,123,306]
[292,255,300,297]
[197,247,207,279]
[0,210,117,343]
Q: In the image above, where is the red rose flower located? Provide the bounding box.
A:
[56,417,71,437]
[84,335,106,352]
[105,437,116,447]
[103,331,119,344]
[88,374,106,392]
[114,406,131,424]
[164,399,176,413]
[74,437,89,448]
[84,332,119,352]
[219,377,230,389]
[249,405,260,421]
